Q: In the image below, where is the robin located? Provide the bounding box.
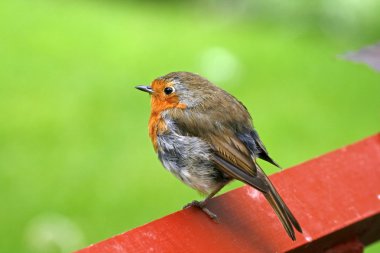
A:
[135,72,302,240]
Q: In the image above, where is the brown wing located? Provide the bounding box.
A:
[208,134,269,193]
[208,134,302,240]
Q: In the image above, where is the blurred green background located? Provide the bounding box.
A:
[0,0,379,252]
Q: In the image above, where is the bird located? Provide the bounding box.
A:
[135,71,302,240]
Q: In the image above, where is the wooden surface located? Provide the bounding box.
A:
[76,134,380,253]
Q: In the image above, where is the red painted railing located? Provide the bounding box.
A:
[76,134,380,253]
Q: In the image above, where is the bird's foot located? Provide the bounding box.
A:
[183,200,218,222]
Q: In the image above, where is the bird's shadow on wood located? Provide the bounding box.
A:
[207,192,278,253]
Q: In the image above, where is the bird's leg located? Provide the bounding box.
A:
[183,184,225,221]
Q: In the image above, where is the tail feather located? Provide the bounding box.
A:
[264,191,296,240]
[256,164,302,240]
[271,185,303,233]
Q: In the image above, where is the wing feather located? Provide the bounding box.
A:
[209,134,257,177]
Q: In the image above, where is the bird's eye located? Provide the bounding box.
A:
[164,87,175,95]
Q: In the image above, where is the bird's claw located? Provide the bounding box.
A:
[183,200,219,222]
[183,200,204,209]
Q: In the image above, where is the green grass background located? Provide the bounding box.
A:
[0,0,379,252]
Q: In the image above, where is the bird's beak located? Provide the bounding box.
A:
[135,85,153,94]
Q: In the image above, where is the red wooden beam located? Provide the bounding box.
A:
[76,134,380,253]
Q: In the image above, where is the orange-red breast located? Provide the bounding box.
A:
[135,72,302,240]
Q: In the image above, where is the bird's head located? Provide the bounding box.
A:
[135,72,218,113]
